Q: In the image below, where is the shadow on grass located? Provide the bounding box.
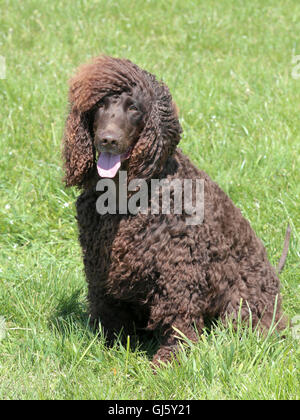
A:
[49,288,90,334]
[49,288,160,360]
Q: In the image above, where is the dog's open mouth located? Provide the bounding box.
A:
[97,148,132,178]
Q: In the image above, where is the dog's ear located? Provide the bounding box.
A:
[128,94,181,181]
[62,107,95,187]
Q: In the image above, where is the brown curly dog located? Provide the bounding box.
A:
[62,56,287,367]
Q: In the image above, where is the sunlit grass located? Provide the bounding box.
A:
[0,0,299,400]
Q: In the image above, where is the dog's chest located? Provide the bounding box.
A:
[96,214,162,299]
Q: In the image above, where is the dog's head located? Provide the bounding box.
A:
[62,56,181,187]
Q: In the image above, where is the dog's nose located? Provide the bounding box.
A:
[99,135,118,147]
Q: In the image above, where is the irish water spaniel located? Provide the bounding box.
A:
[62,55,286,367]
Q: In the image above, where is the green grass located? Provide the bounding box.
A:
[0,0,299,400]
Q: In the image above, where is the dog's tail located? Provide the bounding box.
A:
[277,224,291,275]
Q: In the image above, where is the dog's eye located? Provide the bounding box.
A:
[128,104,138,111]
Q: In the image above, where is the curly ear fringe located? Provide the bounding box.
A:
[62,108,95,187]
[128,103,166,181]
[128,86,182,181]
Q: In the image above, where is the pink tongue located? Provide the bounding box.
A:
[97,152,121,178]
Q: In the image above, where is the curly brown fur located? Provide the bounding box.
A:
[62,55,287,368]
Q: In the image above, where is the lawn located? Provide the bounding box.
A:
[0,0,299,400]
